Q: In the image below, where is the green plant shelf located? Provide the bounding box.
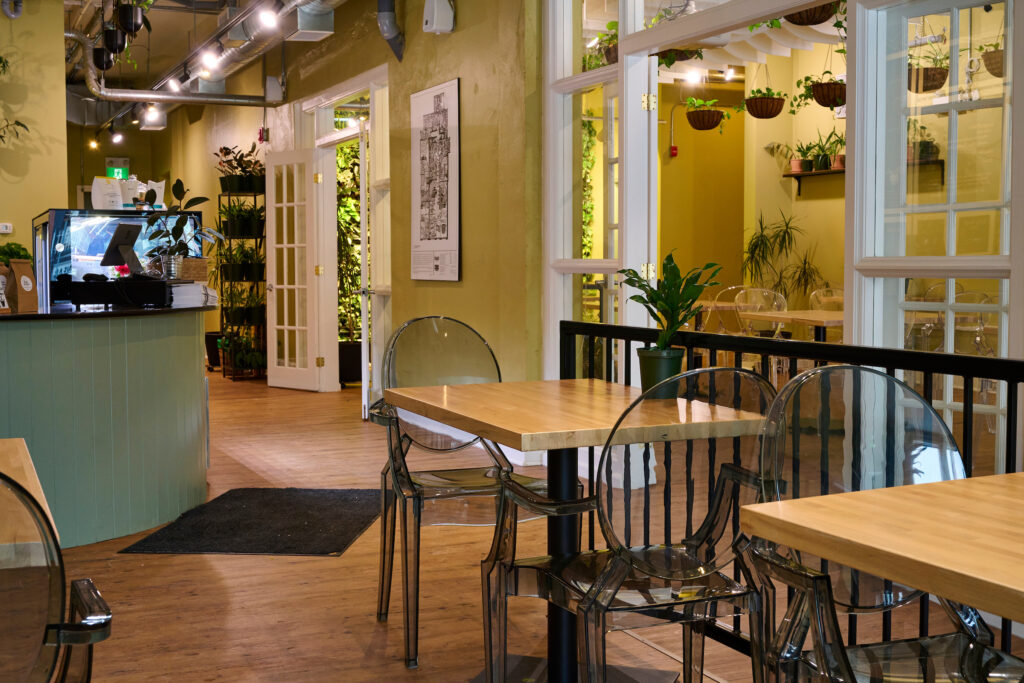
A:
[783,159,944,195]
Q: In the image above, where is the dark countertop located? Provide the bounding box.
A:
[0,304,216,322]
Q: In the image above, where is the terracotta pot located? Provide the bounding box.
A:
[745,96,786,119]
[831,154,846,170]
[783,2,840,26]
[907,66,949,93]
[982,49,1004,78]
[603,43,618,65]
[686,109,724,131]
[790,158,805,173]
[811,81,846,108]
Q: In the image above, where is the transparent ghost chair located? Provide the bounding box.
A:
[370,316,548,668]
[702,284,749,334]
[809,287,844,343]
[733,288,787,338]
[742,365,1024,683]
[954,291,999,435]
[0,471,111,682]
[482,367,775,683]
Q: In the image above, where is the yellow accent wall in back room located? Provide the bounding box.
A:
[0,2,68,248]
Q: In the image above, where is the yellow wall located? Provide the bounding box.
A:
[658,81,745,290]
[156,0,542,379]
[0,2,68,249]
[66,124,158,209]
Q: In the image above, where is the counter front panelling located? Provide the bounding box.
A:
[0,309,209,547]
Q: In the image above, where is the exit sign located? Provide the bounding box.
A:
[106,167,129,179]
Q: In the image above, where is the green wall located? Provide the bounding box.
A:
[0,2,68,248]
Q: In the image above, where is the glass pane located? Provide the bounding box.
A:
[286,165,295,203]
[295,163,306,203]
[580,0,617,74]
[955,209,1001,255]
[275,247,285,284]
[276,292,284,326]
[274,165,284,201]
[285,247,294,286]
[906,11,951,108]
[959,4,1007,102]
[568,273,619,381]
[275,206,284,243]
[295,247,306,286]
[287,329,297,367]
[906,113,947,205]
[276,328,285,366]
[956,106,1004,203]
[334,97,368,130]
[905,212,946,256]
[297,205,307,246]
[573,85,608,260]
[286,206,296,245]
[287,288,296,327]
[296,330,307,368]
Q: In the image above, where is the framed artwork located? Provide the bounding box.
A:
[410,78,460,281]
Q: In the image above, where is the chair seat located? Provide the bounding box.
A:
[511,547,750,628]
[410,467,546,499]
[788,633,1024,683]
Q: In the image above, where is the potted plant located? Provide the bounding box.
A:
[907,117,940,161]
[102,23,127,54]
[783,1,840,26]
[794,141,815,172]
[907,43,949,93]
[826,129,846,169]
[743,211,827,300]
[764,142,799,173]
[143,179,220,279]
[597,21,618,65]
[214,144,266,193]
[618,254,720,395]
[115,0,153,37]
[219,201,265,239]
[811,131,832,171]
[685,97,730,132]
[337,143,362,383]
[744,86,787,119]
[979,41,1004,78]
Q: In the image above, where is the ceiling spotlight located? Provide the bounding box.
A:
[145,104,160,122]
[684,70,701,84]
[88,138,99,150]
[201,41,223,70]
[586,36,599,48]
[198,67,212,80]
[725,68,735,81]
[111,127,124,144]
[258,1,282,28]
[131,115,140,125]
[167,77,182,92]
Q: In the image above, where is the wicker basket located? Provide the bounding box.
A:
[603,43,618,65]
[982,49,1004,79]
[178,257,210,283]
[811,81,846,108]
[907,66,949,93]
[656,48,700,65]
[686,109,724,131]
[784,2,840,26]
[745,96,786,119]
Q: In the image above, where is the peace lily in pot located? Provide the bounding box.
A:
[619,254,720,396]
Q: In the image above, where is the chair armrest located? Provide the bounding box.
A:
[45,579,112,646]
[368,398,396,427]
[499,470,595,518]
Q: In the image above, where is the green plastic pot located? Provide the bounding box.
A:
[637,347,685,398]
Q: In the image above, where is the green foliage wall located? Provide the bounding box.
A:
[337,142,362,342]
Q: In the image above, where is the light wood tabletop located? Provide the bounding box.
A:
[741,473,1024,622]
[383,379,765,452]
[739,309,845,327]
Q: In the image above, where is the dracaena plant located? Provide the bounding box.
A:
[618,253,721,350]
[144,179,221,259]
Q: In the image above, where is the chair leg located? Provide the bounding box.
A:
[681,618,707,683]
[578,601,608,683]
[399,495,422,668]
[376,466,397,622]
[481,556,509,682]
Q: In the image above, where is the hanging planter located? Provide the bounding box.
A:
[603,43,618,66]
[656,48,701,68]
[686,109,724,131]
[103,27,127,54]
[116,5,145,35]
[745,96,786,119]
[783,2,840,26]
[982,49,1004,78]
[811,81,846,108]
[92,47,114,71]
[907,66,949,93]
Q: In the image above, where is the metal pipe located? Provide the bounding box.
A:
[377,0,405,61]
[1,0,23,19]
[65,30,275,107]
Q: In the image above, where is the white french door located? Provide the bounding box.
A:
[266,150,319,390]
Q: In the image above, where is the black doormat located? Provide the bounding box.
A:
[120,488,379,556]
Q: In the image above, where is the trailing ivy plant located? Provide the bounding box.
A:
[580,111,597,262]
[337,141,362,343]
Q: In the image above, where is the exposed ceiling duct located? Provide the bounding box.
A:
[377,0,404,61]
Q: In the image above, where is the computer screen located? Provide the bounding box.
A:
[49,210,203,281]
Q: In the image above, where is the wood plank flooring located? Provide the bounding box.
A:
[60,374,1015,682]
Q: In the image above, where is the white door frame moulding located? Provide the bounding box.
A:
[300,63,388,114]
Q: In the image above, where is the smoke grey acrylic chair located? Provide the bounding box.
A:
[0,471,111,682]
[370,315,548,668]
[482,367,775,683]
[742,365,1024,683]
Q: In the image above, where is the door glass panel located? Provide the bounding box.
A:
[276,329,285,365]
[955,209,1001,254]
[956,107,1004,203]
[296,330,308,368]
[906,113,947,206]
[905,212,946,256]
[572,84,619,260]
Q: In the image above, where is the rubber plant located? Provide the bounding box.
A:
[619,253,720,394]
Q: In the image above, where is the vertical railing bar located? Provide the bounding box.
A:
[920,372,933,639]
[642,443,651,547]
[623,444,632,546]
[1006,382,1018,474]
[849,369,862,645]
[883,367,896,642]
[586,335,596,380]
[605,336,613,384]
[588,445,595,551]
[963,376,975,476]
[623,340,631,386]
[664,441,673,545]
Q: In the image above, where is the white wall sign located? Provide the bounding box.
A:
[410,78,460,281]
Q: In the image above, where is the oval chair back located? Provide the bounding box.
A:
[760,365,964,612]
[595,367,775,580]
[382,315,500,452]
[733,288,786,338]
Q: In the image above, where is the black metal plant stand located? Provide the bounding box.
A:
[218,190,267,381]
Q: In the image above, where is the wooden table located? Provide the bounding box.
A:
[740,473,1024,622]
[739,309,844,342]
[384,378,765,682]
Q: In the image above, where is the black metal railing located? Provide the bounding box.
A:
[559,320,1024,655]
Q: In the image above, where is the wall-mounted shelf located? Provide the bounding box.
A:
[783,159,944,195]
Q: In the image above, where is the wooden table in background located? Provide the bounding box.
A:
[384,378,765,682]
[740,473,1024,622]
[740,309,844,342]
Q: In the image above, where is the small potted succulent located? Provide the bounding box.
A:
[143,180,221,280]
[979,41,1004,78]
[685,97,730,132]
[907,43,949,93]
[618,253,720,396]
[744,86,787,119]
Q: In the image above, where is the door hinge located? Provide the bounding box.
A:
[641,263,657,279]
[314,265,324,276]
[641,93,657,111]
[313,172,323,184]
[315,356,325,367]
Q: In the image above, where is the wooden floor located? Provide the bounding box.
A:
[60,374,1004,682]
